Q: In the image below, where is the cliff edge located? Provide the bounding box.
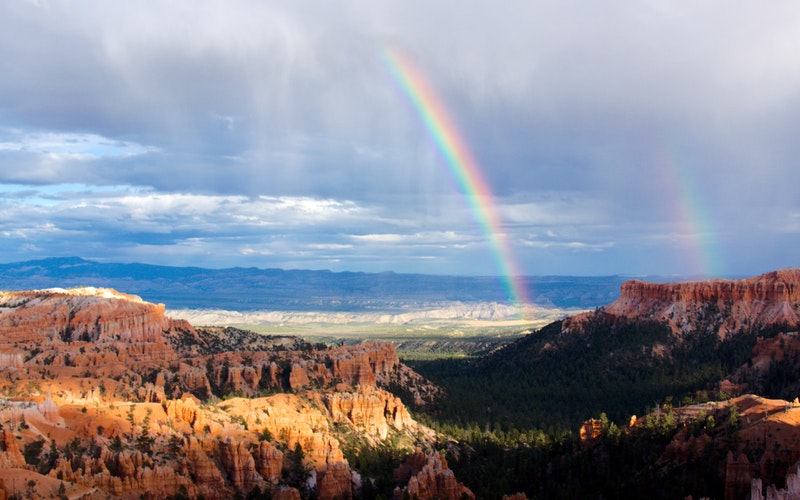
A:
[566,269,800,339]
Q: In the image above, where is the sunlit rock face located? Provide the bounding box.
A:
[0,287,444,499]
[564,269,800,339]
[0,288,170,343]
[0,288,187,370]
[392,449,475,500]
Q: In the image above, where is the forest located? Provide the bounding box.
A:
[396,313,792,499]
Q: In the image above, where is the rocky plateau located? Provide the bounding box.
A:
[568,269,800,338]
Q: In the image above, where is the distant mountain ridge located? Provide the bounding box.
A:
[0,256,628,312]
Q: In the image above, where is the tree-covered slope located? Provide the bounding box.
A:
[412,311,777,432]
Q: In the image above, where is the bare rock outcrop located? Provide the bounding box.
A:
[0,428,25,468]
[0,288,170,343]
[273,486,302,500]
[208,340,439,406]
[317,461,353,500]
[393,449,475,500]
[0,287,443,499]
[726,451,755,500]
[0,288,192,369]
[565,269,800,339]
[255,440,284,482]
[186,437,226,489]
[320,386,416,440]
[219,437,266,491]
[579,418,604,441]
[219,395,345,468]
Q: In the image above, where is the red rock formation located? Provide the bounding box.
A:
[0,288,169,342]
[164,393,202,431]
[317,461,353,500]
[753,461,800,499]
[186,437,226,489]
[219,437,266,491]
[565,269,800,339]
[0,287,443,499]
[579,418,604,440]
[206,339,438,408]
[219,394,346,467]
[0,428,25,468]
[179,365,213,398]
[0,288,188,368]
[619,269,800,303]
[255,440,283,482]
[272,486,302,500]
[47,444,201,498]
[320,386,415,440]
[288,363,311,390]
[0,350,23,370]
[331,342,399,386]
[392,449,475,500]
[225,365,261,393]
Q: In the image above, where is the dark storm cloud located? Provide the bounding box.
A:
[1,0,799,276]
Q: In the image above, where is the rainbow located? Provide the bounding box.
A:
[657,144,724,278]
[381,46,531,313]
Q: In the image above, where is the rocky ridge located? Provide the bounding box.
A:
[565,269,800,339]
[0,287,448,499]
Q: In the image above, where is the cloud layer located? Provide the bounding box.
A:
[1,1,799,277]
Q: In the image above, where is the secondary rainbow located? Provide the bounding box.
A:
[656,143,724,278]
[381,46,531,312]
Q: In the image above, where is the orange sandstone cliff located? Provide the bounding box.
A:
[0,287,441,499]
[564,269,800,339]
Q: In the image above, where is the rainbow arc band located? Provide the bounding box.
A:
[382,46,530,314]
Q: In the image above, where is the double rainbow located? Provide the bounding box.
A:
[381,46,531,313]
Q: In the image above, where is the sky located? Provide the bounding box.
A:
[1,0,799,278]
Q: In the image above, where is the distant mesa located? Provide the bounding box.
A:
[564,268,800,339]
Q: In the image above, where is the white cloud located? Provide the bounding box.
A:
[521,240,614,251]
[350,231,467,246]
[0,129,156,158]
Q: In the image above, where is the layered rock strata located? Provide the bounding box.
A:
[0,287,441,499]
[565,269,800,339]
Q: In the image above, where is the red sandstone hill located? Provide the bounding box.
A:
[0,287,468,500]
[565,268,800,339]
